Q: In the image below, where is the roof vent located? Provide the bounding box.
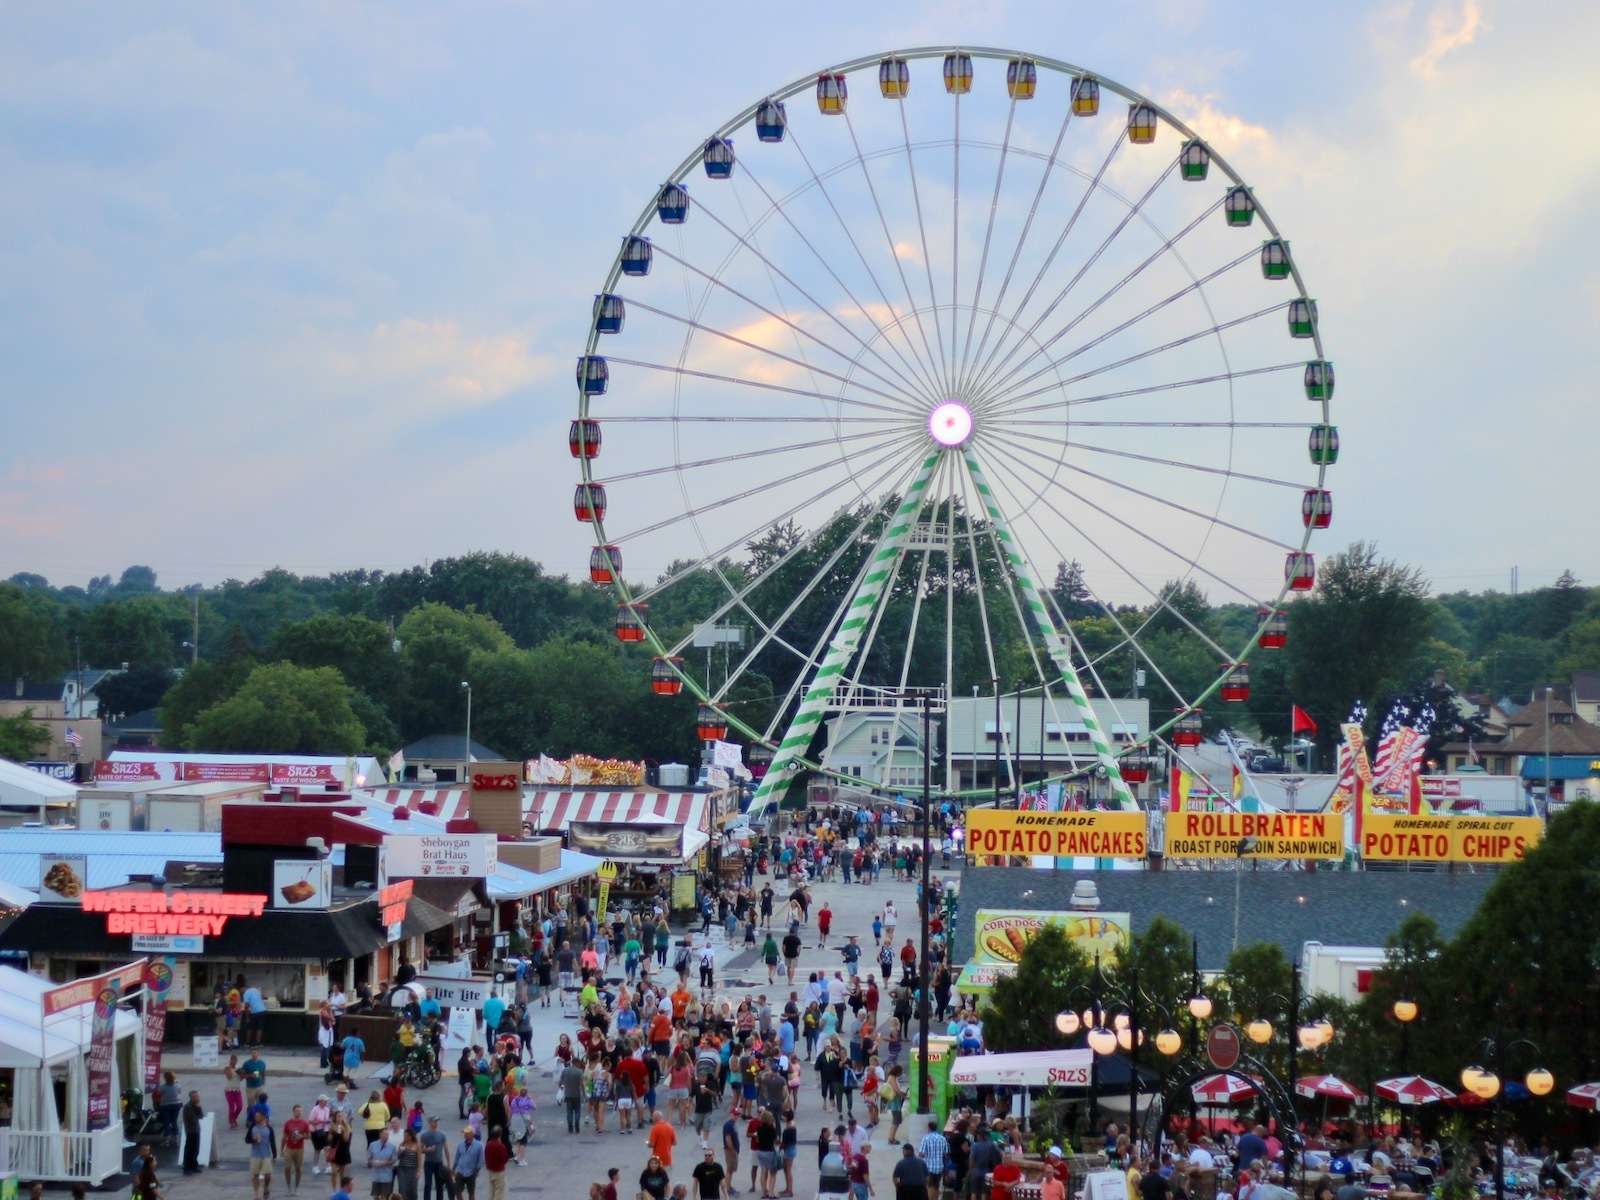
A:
[1070,879,1101,910]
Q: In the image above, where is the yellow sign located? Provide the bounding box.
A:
[595,860,619,924]
[972,908,1131,967]
[596,861,620,884]
[966,810,1148,859]
[1164,811,1343,859]
[1361,814,1543,864]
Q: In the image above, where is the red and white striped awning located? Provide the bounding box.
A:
[526,790,708,832]
[367,788,470,821]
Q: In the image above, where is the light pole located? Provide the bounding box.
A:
[1231,836,1258,951]
[917,691,934,1113]
[992,680,1002,809]
[1462,1003,1554,1200]
[1392,986,1418,1074]
[1243,963,1317,1188]
[461,680,472,769]
[1542,686,1552,817]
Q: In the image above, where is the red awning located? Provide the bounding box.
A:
[526,790,706,831]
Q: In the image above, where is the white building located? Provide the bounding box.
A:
[945,694,1150,793]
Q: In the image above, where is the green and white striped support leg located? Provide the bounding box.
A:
[746,450,943,823]
[961,447,1136,810]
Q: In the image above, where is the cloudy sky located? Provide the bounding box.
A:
[2,1,1596,598]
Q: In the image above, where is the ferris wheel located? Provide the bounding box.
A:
[571,48,1338,817]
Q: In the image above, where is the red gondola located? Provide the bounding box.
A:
[1221,664,1251,703]
[574,483,606,522]
[590,545,621,584]
[651,657,684,696]
[1286,552,1316,590]
[615,603,647,643]
[697,703,728,741]
[1173,711,1204,747]
[1302,489,1332,529]
[569,419,601,459]
[1256,608,1288,650]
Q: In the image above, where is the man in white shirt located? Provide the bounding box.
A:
[826,973,849,1017]
[1189,1139,1217,1171]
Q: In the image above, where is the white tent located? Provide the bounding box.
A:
[948,1049,1093,1089]
[0,967,141,1183]
[0,758,77,813]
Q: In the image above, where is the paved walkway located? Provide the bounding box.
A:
[122,862,942,1200]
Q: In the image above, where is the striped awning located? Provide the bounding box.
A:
[526,790,708,832]
[367,788,470,821]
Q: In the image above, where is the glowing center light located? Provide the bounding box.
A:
[929,401,973,446]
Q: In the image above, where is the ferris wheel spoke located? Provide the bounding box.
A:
[604,355,909,417]
[948,89,962,388]
[957,93,1023,390]
[970,151,1181,400]
[999,363,1303,420]
[602,425,902,486]
[621,298,922,416]
[839,110,950,395]
[606,414,900,424]
[959,101,1076,400]
[984,301,1290,412]
[978,241,1254,413]
[962,130,1129,395]
[987,425,1299,554]
[977,427,1269,605]
[782,128,948,399]
[892,96,952,406]
[607,436,911,544]
[732,160,944,407]
[1008,418,1307,429]
[659,203,936,405]
[1046,436,1309,491]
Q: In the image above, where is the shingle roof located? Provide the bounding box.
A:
[954,867,1498,973]
[1499,717,1600,756]
[400,734,506,761]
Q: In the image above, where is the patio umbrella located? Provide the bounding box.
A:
[1296,1074,1366,1103]
[1375,1076,1455,1106]
[1192,1074,1259,1105]
[1566,1082,1600,1110]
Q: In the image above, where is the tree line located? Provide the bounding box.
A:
[0,534,1594,766]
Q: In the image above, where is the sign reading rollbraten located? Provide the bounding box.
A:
[966,810,1148,858]
[1164,811,1343,859]
[1361,814,1543,864]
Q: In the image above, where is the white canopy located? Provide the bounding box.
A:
[0,757,78,807]
[948,1048,1093,1089]
[0,966,141,1068]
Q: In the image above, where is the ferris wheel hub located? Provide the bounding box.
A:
[928,401,974,447]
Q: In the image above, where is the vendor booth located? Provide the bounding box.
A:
[0,965,141,1185]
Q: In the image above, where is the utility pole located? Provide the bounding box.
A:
[191,593,200,665]
[917,692,934,1113]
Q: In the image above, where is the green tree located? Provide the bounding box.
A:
[0,583,67,681]
[158,638,258,749]
[0,709,51,761]
[188,663,365,755]
[79,597,181,668]
[269,614,402,717]
[982,924,1096,1053]
[1282,542,1433,757]
[396,603,515,738]
[347,690,401,756]
[93,667,177,722]
[1120,915,1197,1026]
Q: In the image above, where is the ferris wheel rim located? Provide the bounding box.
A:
[573,47,1334,792]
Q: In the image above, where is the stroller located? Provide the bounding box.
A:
[121,1088,164,1139]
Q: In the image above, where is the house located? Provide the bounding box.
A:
[819,710,940,791]
[0,669,123,722]
[393,734,507,784]
[1496,693,1600,807]
[945,694,1150,795]
[104,707,164,750]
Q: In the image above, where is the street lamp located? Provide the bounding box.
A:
[461,680,472,769]
[1543,686,1553,817]
[1231,836,1259,951]
[1059,961,1183,1149]
[1464,1002,1553,1200]
[1237,963,1312,1186]
[1393,991,1418,1073]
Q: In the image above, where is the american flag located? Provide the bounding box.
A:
[64,726,84,748]
[1372,702,1410,782]
[1407,706,1435,774]
[1334,700,1367,787]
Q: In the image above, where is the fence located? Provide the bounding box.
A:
[0,1120,124,1183]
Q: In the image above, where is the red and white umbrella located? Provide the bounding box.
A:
[1566,1082,1600,1110]
[1296,1074,1366,1102]
[1376,1076,1455,1106]
[1192,1074,1259,1104]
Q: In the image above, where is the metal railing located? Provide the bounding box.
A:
[0,1120,124,1184]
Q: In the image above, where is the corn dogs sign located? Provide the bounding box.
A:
[966,810,1148,858]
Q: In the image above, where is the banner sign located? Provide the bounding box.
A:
[1419,778,1462,799]
[87,979,122,1129]
[133,934,204,954]
[569,822,683,861]
[270,762,344,787]
[1360,814,1543,864]
[182,761,270,783]
[141,957,176,1090]
[378,880,413,928]
[94,760,160,782]
[44,959,146,1017]
[595,860,619,925]
[711,740,742,769]
[1164,811,1343,859]
[25,761,74,780]
[970,908,1131,971]
[39,854,89,903]
[385,833,499,879]
[443,1006,476,1052]
[414,974,490,1010]
[966,810,1148,859]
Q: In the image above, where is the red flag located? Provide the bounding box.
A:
[1291,705,1318,734]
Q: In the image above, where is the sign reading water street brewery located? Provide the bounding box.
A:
[1165,811,1343,859]
[966,810,1148,858]
[82,890,267,936]
[1361,814,1543,864]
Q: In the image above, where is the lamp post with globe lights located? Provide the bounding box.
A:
[1462,1003,1554,1200]
[1056,960,1185,1157]
[1237,963,1322,1185]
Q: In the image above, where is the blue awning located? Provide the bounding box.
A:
[1518,756,1600,781]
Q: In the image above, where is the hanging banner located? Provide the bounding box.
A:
[44,959,145,1017]
[1163,811,1343,859]
[711,740,742,770]
[141,957,177,1090]
[966,810,1148,859]
[87,974,126,1129]
[1360,814,1544,864]
[595,860,619,925]
[181,761,270,783]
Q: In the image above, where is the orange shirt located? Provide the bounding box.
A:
[671,989,692,1019]
[648,1119,678,1166]
[650,1014,674,1043]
